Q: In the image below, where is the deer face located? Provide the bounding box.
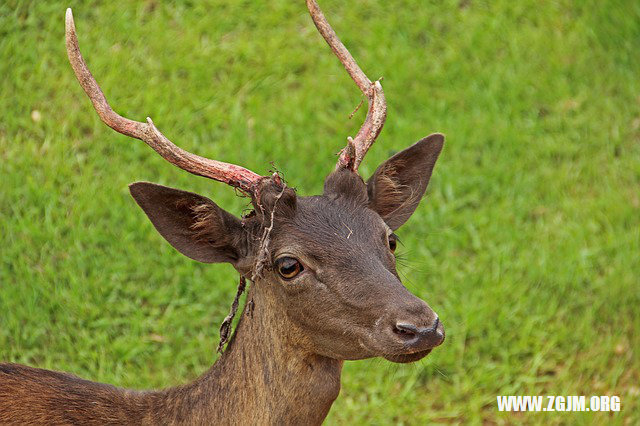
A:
[129,135,444,363]
[65,0,446,365]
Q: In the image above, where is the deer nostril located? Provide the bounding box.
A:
[392,318,444,348]
[430,317,440,333]
[393,323,419,338]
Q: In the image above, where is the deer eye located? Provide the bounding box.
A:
[388,234,397,252]
[275,257,304,280]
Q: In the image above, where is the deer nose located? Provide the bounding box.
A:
[393,317,444,349]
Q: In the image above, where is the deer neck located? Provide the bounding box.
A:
[153,281,343,425]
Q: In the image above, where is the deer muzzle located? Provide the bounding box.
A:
[373,286,445,363]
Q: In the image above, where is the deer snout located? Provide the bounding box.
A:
[393,317,445,349]
[367,272,445,359]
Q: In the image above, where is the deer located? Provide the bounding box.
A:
[0,1,446,424]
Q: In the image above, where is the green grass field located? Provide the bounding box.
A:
[1,0,639,424]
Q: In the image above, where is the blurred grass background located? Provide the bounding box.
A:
[1,0,639,424]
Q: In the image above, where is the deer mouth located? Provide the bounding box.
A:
[383,349,433,364]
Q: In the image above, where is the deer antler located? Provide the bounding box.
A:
[65,8,264,195]
[306,0,387,172]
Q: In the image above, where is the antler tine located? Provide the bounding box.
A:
[65,8,264,194]
[306,0,387,172]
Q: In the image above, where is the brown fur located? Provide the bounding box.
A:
[371,162,417,216]
[0,284,340,425]
[0,135,445,424]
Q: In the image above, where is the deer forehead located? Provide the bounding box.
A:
[270,195,391,258]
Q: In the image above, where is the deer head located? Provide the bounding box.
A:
[65,0,445,364]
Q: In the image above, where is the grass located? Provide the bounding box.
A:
[1,0,639,424]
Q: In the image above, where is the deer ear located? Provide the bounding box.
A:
[129,182,246,264]
[367,133,444,230]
